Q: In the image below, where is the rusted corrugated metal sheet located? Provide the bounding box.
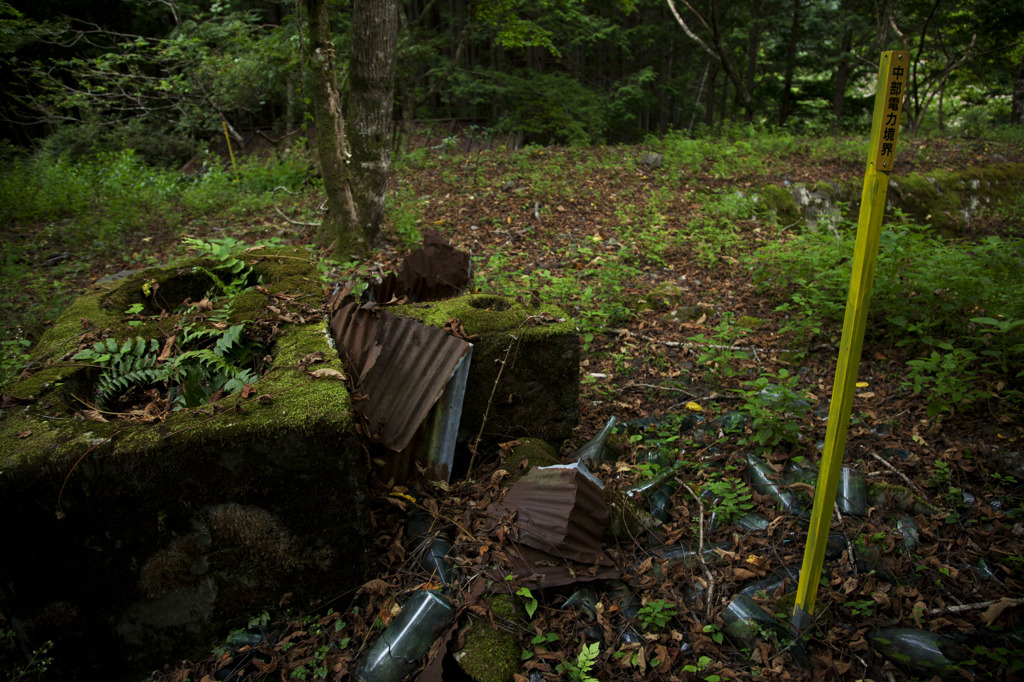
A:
[491,541,619,590]
[486,464,616,588]
[329,299,472,453]
[370,229,471,304]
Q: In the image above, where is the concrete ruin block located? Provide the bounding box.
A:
[0,247,370,677]
[390,294,579,446]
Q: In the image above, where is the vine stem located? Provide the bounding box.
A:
[681,482,716,622]
[56,427,131,518]
[465,314,550,477]
[466,332,518,477]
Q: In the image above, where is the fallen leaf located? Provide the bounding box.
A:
[981,597,1018,627]
[309,368,345,380]
[17,429,31,438]
[685,401,703,412]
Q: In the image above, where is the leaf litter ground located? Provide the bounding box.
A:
[14,135,1024,681]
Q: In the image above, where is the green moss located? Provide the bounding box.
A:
[393,293,573,338]
[888,163,1024,235]
[501,437,560,482]
[736,316,763,330]
[638,282,685,312]
[455,594,523,682]
[756,184,801,226]
[867,481,940,516]
[0,246,348,469]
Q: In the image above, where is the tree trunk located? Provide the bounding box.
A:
[346,0,399,247]
[779,0,801,125]
[832,22,853,133]
[1013,51,1024,125]
[745,0,761,124]
[304,0,365,258]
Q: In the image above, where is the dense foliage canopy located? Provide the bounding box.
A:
[1,0,1021,155]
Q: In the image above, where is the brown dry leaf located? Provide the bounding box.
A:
[981,597,1018,627]
[16,429,31,438]
[158,335,176,362]
[359,578,392,596]
[309,367,345,380]
[911,600,927,626]
[654,644,671,673]
[82,409,108,423]
[733,567,758,581]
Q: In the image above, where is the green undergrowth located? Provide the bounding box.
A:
[0,143,313,250]
[750,211,1024,415]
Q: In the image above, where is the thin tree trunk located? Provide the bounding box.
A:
[304,0,364,258]
[779,0,801,125]
[705,60,718,129]
[1012,51,1024,125]
[832,22,853,133]
[347,0,399,246]
[745,0,761,124]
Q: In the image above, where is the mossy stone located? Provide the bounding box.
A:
[755,184,801,226]
[454,593,524,682]
[639,282,685,312]
[0,247,371,678]
[501,437,560,483]
[775,162,1023,236]
[736,315,763,330]
[389,294,579,446]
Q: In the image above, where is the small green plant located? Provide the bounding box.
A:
[681,654,720,681]
[734,369,810,448]
[701,476,754,523]
[1,628,54,682]
[692,313,749,378]
[72,324,259,411]
[903,343,990,417]
[516,586,539,619]
[182,236,259,299]
[0,337,31,392]
[637,599,676,630]
[557,642,600,682]
[844,599,875,617]
[703,623,724,645]
[522,632,559,660]
[387,185,424,248]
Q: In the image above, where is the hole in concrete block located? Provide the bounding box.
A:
[466,296,512,311]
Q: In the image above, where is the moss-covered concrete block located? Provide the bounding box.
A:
[390,294,579,445]
[776,163,1024,236]
[454,593,524,682]
[0,247,371,677]
[500,437,561,483]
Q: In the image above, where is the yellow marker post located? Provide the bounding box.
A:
[791,50,908,630]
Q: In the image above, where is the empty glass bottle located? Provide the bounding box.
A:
[353,589,454,682]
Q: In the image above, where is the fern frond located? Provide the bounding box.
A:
[214,324,245,357]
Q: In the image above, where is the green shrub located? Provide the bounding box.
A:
[750,217,1024,411]
[0,149,178,246]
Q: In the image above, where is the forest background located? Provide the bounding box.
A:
[2,0,1024,680]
